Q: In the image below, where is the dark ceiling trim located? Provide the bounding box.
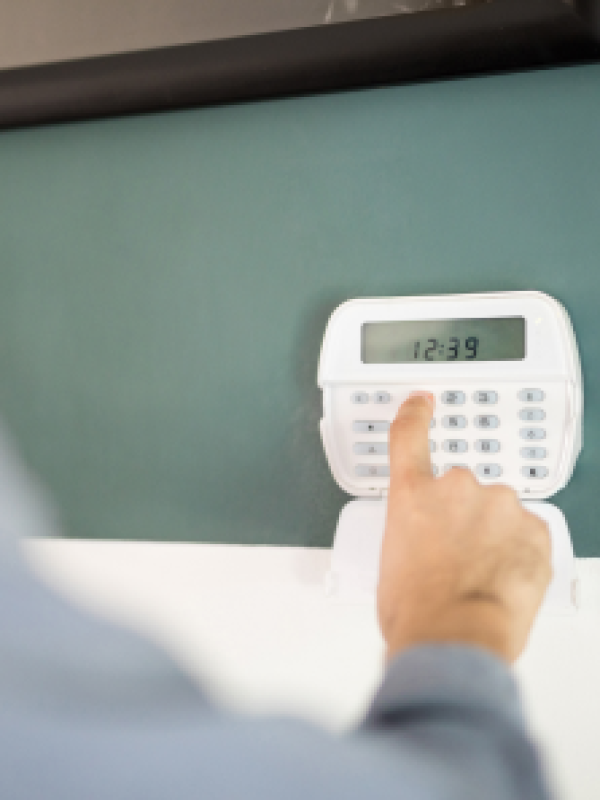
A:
[1,0,599,130]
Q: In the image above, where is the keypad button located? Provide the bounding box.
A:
[353,421,390,433]
[442,415,467,429]
[430,419,436,429]
[355,465,390,478]
[443,464,469,474]
[443,439,468,454]
[474,415,499,430]
[432,465,439,477]
[353,442,388,456]
[351,391,369,404]
[441,391,466,406]
[518,388,545,402]
[519,408,546,422]
[476,464,503,479]
[374,391,392,404]
[520,427,546,441]
[429,440,437,453]
[520,447,547,459]
[473,391,498,405]
[475,439,500,454]
[521,466,549,479]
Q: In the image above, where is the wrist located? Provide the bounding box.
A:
[385,600,513,663]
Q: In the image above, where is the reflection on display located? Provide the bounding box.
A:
[362,317,525,363]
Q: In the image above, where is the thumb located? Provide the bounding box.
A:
[389,392,435,483]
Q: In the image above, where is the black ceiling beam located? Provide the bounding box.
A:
[0,0,599,130]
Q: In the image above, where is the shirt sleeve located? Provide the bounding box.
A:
[359,643,554,800]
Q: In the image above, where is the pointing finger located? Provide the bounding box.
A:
[389,392,435,484]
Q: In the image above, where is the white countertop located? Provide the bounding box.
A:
[24,538,600,800]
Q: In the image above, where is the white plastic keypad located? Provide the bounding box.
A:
[319,292,582,612]
[319,293,582,501]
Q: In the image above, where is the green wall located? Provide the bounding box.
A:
[0,64,599,554]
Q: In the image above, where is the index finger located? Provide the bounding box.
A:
[389,392,435,484]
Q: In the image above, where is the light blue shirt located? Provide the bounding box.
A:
[0,423,552,800]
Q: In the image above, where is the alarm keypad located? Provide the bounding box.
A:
[341,380,564,495]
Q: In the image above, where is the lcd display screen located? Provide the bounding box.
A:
[361,317,526,363]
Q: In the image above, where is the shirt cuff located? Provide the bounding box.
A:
[364,644,526,730]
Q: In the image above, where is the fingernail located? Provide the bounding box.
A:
[409,390,435,408]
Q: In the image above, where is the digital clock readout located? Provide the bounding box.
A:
[361,317,525,363]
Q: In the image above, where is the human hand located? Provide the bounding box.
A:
[377,393,552,664]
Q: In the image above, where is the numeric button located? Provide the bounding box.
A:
[443,440,468,454]
[519,408,545,421]
[351,392,369,404]
[374,391,391,404]
[353,421,390,433]
[442,391,466,406]
[354,443,388,456]
[518,389,545,402]
[520,428,545,441]
[475,439,500,454]
[442,415,467,430]
[476,464,503,479]
[475,415,499,430]
[355,465,390,478]
[520,447,547,459]
[521,466,549,479]
[473,391,498,405]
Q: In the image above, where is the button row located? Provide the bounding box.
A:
[354,441,549,460]
[351,391,391,405]
[355,464,549,479]
[352,389,546,405]
[442,391,498,405]
[444,415,501,429]
[353,439,510,456]
[354,420,547,439]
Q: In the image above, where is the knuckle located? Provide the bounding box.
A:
[442,466,477,495]
[485,483,520,512]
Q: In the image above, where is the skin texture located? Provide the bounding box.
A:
[378,392,552,664]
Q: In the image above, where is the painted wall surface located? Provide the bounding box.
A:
[0,64,599,554]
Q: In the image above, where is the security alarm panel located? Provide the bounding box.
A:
[318,292,582,611]
[318,292,582,501]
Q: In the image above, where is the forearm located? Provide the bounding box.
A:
[361,645,553,800]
